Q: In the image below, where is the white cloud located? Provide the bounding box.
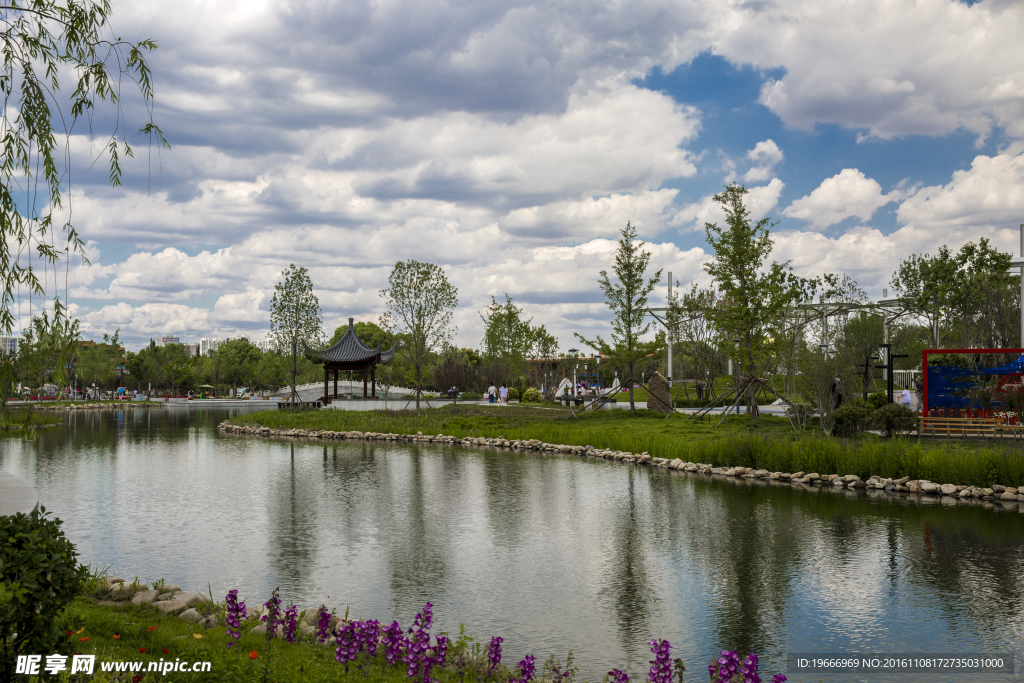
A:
[743,140,784,183]
[782,169,893,230]
[716,0,1024,141]
[897,150,1024,231]
[675,179,786,231]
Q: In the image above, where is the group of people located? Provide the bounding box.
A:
[486,383,510,404]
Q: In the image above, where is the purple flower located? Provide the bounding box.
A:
[283,605,298,643]
[356,619,382,658]
[315,606,332,644]
[515,655,537,683]
[382,621,405,666]
[608,669,629,683]
[486,636,503,674]
[262,588,282,638]
[771,676,786,683]
[224,590,247,649]
[741,653,761,683]
[403,604,435,681]
[712,650,740,683]
[336,621,358,666]
[647,639,672,683]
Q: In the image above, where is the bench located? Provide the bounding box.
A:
[917,416,1024,438]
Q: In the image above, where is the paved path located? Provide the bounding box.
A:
[0,470,38,516]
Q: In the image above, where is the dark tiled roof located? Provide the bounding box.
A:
[305,318,395,365]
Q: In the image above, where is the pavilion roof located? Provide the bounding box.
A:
[304,318,395,365]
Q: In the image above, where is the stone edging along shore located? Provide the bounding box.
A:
[218,421,1024,509]
[96,576,355,641]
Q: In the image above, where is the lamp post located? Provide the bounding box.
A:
[733,337,743,415]
[568,348,579,400]
[819,343,829,357]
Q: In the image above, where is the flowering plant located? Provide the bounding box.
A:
[224,590,246,649]
[486,636,503,675]
[647,639,671,683]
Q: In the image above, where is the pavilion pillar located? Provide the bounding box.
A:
[363,366,368,398]
[372,364,376,398]
[323,365,329,404]
[333,368,338,398]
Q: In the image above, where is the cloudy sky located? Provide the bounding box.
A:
[29,0,1024,350]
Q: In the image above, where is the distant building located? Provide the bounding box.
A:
[199,338,221,356]
[0,335,17,356]
[254,339,275,352]
[184,343,198,357]
[156,334,180,346]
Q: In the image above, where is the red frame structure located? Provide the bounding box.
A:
[922,348,1024,416]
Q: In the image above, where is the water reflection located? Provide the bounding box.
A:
[1,408,1023,682]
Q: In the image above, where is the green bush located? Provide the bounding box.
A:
[831,404,872,437]
[867,391,888,409]
[0,508,88,682]
[507,388,520,401]
[460,392,483,400]
[872,403,917,437]
[522,388,543,403]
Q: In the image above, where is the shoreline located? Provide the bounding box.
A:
[217,420,1024,511]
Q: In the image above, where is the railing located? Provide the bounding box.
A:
[917,416,1024,438]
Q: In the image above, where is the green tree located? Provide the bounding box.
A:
[576,222,662,412]
[892,238,1018,350]
[703,184,805,416]
[0,1,165,410]
[480,294,534,386]
[380,260,458,409]
[161,343,194,397]
[327,320,390,349]
[270,264,325,402]
[215,339,260,397]
[75,331,123,393]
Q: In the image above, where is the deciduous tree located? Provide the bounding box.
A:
[576,222,663,412]
[270,264,325,402]
[380,260,458,409]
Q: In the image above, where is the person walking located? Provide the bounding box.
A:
[901,388,912,409]
[499,383,508,405]
[488,383,496,404]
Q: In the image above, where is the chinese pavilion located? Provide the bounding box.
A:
[304,318,395,403]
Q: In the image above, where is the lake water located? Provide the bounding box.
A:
[2,406,1022,682]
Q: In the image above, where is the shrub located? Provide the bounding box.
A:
[0,508,88,682]
[460,392,483,400]
[872,403,917,437]
[867,391,888,409]
[507,388,520,401]
[830,404,872,437]
[521,388,543,403]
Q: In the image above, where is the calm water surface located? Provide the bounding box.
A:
[2,407,1023,682]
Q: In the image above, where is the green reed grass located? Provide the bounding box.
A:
[229,406,1024,488]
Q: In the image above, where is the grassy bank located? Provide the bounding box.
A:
[53,597,512,683]
[0,410,64,431]
[228,406,1024,488]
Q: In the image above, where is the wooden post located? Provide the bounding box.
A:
[323,365,329,404]
[363,366,368,398]
[333,368,338,398]
[372,364,376,399]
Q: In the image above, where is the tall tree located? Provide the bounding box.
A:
[667,282,724,400]
[480,294,534,386]
[380,260,458,409]
[0,1,166,412]
[576,222,662,412]
[703,184,805,416]
[214,339,259,397]
[270,264,325,402]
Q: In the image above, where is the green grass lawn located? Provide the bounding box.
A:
[51,597,524,683]
[228,405,1024,488]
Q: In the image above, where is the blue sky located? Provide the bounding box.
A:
[21,0,1024,349]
